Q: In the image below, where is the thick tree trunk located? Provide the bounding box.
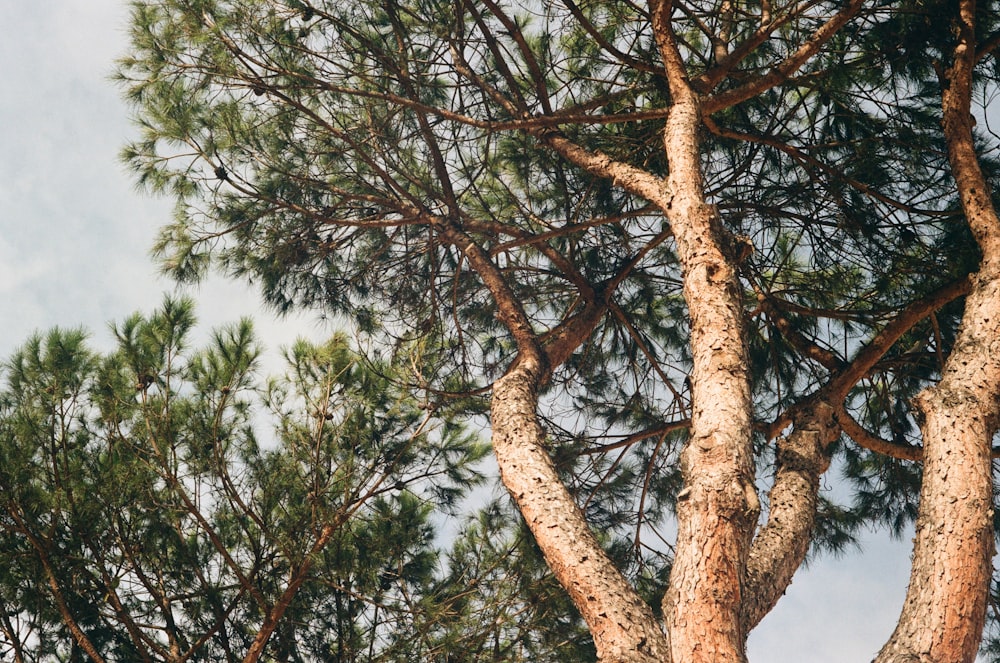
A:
[491,357,668,663]
[875,3,1000,660]
[651,6,759,659]
[873,266,1000,662]
[875,348,998,663]
[741,274,972,633]
[657,103,758,663]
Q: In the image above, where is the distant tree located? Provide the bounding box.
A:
[0,297,536,663]
[117,1,1000,661]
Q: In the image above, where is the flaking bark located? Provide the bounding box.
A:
[446,219,670,662]
[651,3,759,660]
[875,2,1000,660]
[742,401,838,632]
[492,359,668,663]
[743,277,971,626]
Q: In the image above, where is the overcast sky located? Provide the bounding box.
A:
[0,2,924,661]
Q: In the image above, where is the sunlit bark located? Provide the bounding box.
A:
[651,4,758,661]
[742,401,838,631]
[492,360,668,663]
[875,2,1000,659]
[442,220,670,662]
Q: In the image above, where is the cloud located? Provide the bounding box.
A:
[747,531,912,661]
[0,0,326,366]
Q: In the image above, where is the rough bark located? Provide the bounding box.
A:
[658,185,757,663]
[743,277,971,626]
[873,272,1000,663]
[651,4,759,661]
[741,401,838,631]
[492,359,668,663]
[442,220,669,663]
[874,3,1000,660]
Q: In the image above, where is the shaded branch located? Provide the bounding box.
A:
[703,0,864,114]
[836,406,923,462]
[691,1,812,93]
[765,276,971,439]
[827,277,971,401]
[703,115,955,218]
[755,287,846,372]
[579,420,691,455]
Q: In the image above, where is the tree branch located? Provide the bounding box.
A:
[836,406,922,462]
[703,0,864,114]
[743,400,838,631]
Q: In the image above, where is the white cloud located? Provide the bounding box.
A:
[747,531,912,661]
[0,0,326,365]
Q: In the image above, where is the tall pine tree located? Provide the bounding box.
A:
[115,1,1000,660]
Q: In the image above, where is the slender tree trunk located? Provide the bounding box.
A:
[741,401,838,631]
[242,524,337,663]
[445,221,669,663]
[491,358,668,663]
[651,5,759,660]
[875,3,1000,660]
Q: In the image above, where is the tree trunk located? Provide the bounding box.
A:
[657,108,758,663]
[449,221,670,663]
[651,5,759,660]
[491,357,669,663]
[875,3,1000,659]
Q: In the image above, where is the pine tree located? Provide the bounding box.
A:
[116,1,1000,661]
[0,298,505,662]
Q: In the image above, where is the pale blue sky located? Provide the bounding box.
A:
[0,2,920,661]
[0,2,322,361]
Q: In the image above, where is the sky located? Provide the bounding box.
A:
[0,3,325,361]
[0,2,925,661]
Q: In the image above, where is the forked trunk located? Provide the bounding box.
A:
[456,221,669,663]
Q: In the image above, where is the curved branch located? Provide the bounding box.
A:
[491,363,668,663]
[559,0,661,73]
[703,0,864,114]
[691,0,816,93]
[8,509,107,663]
[836,406,923,462]
[764,276,971,440]
[538,131,674,211]
[827,277,971,402]
[579,420,691,456]
[434,214,668,662]
[755,287,846,372]
[743,400,838,631]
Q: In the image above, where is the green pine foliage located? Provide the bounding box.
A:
[111,0,1000,657]
[0,297,541,662]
